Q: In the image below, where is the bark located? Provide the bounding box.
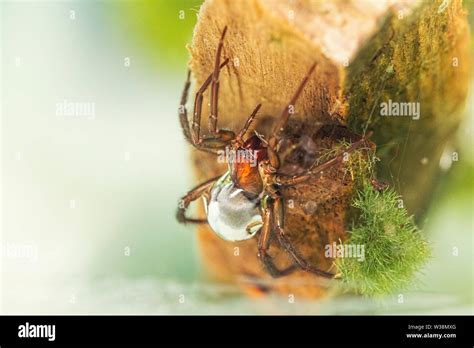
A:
[186,0,470,298]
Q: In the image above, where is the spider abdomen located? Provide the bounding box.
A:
[205,172,262,242]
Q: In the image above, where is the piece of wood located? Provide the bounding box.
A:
[186,0,470,298]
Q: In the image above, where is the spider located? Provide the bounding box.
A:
[176,26,372,278]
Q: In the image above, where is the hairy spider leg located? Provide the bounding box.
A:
[209,26,227,135]
[274,131,374,186]
[266,62,317,169]
[179,60,230,153]
[257,198,298,277]
[178,59,230,153]
[185,26,235,149]
[236,103,262,143]
[178,70,193,143]
[272,196,334,278]
[177,175,220,224]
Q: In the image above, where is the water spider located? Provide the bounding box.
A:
[177,26,372,278]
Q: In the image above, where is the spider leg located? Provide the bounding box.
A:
[188,58,233,151]
[236,103,262,142]
[274,131,373,186]
[264,63,316,169]
[179,63,230,154]
[268,63,317,153]
[176,175,220,224]
[178,70,193,143]
[257,199,298,278]
[209,26,227,135]
[272,196,335,279]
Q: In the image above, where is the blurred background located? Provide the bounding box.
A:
[0,0,472,314]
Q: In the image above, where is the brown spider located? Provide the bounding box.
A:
[176,26,372,278]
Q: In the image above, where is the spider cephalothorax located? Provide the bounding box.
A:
[176,26,372,278]
[229,135,268,195]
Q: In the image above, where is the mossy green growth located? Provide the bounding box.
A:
[316,138,377,186]
[337,183,430,296]
[345,0,469,217]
